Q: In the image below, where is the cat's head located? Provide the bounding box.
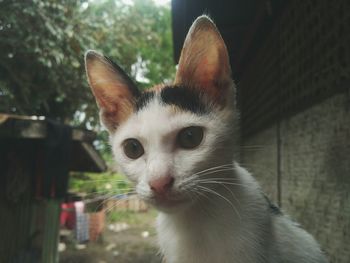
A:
[85,16,238,212]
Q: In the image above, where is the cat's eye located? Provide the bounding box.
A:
[123,139,144,159]
[177,126,204,149]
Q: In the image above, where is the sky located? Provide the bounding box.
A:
[153,0,170,5]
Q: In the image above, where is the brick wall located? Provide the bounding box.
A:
[240,93,350,263]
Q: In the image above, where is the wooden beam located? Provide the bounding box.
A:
[80,142,107,172]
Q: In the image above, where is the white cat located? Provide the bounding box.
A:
[85,15,328,263]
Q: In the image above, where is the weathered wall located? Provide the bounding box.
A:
[240,93,350,263]
[237,0,350,261]
[241,126,278,202]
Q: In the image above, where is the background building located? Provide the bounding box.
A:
[0,114,106,263]
[172,0,350,262]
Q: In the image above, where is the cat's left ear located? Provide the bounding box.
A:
[175,16,233,106]
[85,50,140,132]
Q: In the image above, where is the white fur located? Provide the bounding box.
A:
[110,93,328,263]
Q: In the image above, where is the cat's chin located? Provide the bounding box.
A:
[144,195,193,213]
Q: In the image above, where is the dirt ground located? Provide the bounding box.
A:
[59,210,162,263]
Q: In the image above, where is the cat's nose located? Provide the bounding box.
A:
[149,175,174,195]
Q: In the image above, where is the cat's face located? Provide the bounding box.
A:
[85,16,237,212]
[110,87,236,212]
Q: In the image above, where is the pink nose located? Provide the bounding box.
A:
[149,176,174,195]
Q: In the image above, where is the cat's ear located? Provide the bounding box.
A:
[85,50,140,132]
[175,16,232,106]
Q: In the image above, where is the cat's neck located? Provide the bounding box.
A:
[156,163,270,263]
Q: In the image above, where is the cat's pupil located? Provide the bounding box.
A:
[185,130,193,138]
[123,138,144,159]
[177,126,203,149]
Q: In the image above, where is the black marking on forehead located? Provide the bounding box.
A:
[160,86,208,114]
[135,91,155,111]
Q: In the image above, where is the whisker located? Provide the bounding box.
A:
[179,174,242,191]
[191,167,236,178]
[193,164,235,176]
[83,192,120,203]
[196,181,248,188]
[103,196,137,219]
[92,191,136,212]
[195,185,241,220]
[220,183,241,209]
[73,179,131,184]
[193,177,240,181]
[83,187,135,194]
[181,168,236,186]
[82,188,135,199]
[178,163,237,187]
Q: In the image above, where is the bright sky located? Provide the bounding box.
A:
[153,0,170,5]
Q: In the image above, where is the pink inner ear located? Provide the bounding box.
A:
[192,48,230,104]
[94,85,135,125]
[174,17,232,106]
[85,51,138,131]
[95,89,115,110]
[196,57,217,86]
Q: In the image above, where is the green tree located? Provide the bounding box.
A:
[0,0,175,128]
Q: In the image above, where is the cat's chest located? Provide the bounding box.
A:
[157,213,240,263]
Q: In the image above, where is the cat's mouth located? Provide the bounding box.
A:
[156,196,186,206]
[147,192,189,210]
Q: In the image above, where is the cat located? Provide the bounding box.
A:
[85,15,328,263]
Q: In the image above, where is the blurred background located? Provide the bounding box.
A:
[0,0,349,262]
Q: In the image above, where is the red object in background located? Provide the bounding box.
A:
[60,202,76,229]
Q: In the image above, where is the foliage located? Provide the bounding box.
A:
[0,0,90,122]
[0,0,175,128]
[69,172,132,196]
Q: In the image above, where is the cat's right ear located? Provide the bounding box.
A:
[85,50,140,132]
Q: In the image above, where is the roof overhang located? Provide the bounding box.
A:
[171,0,286,79]
[0,114,107,173]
